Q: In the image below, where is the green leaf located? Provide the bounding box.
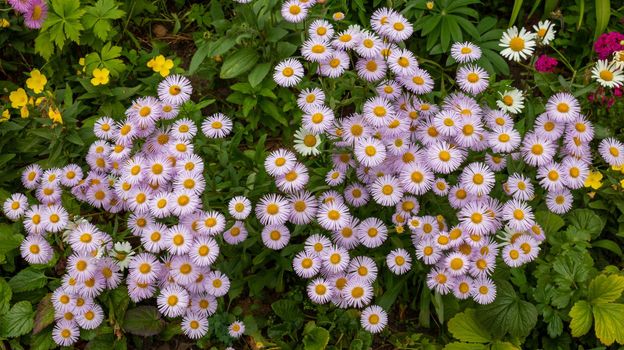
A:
[509,0,523,26]
[35,32,55,60]
[0,279,12,315]
[569,300,593,337]
[122,306,164,336]
[443,343,488,350]
[567,209,604,239]
[271,299,303,322]
[592,239,623,257]
[9,267,47,293]
[82,0,125,41]
[535,211,564,236]
[594,0,611,40]
[33,294,55,334]
[248,63,271,88]
[490,341,519,350]
[303,326,330,350]
[220,48,259,80]
[41,0,86,49]
[588,274,624,304]
[0,224,22,255]
[477,281,538,338]
[0,301,34,337]
[593,303,624,345]
[447,309,492,343]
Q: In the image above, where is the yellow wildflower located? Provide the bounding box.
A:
[612,165,624,174]
[26,69,47,94]
[0,110,9,122]
[48,107,62,124]
[147,55,174,77]
[9,88,28,109]
[426,1,434,10]
[395,225,405,234]
[0,19,9,28]
[91,68,110,86]
[20,106,29,118]
[584,171,603,190]
[79,58,85,66]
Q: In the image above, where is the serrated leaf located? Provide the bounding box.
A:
[567,209,604,239]
[588,274,624,304]
[9,267,47,293]
[448,309,491,343]
[122,306,164,336]
[569,300,593,337]
[0,301,34,337]
[477,281,537,338]
[82,0,125,41]
[593,303,624,345]
[41,0,86,49]
[35,32,55,60]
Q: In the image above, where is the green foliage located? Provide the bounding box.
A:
[82,0,125,41]
[569,274,624,345]
[37,0,86,58]
[123,306,165,336]
[477,281,538,339]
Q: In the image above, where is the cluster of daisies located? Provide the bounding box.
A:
[2,75,247,345]
[267,7,603,333]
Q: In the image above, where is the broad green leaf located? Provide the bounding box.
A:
[592,239,623,257]
[220,48,260,80]
[122,306,164,336]
[0,301,34,337]
[447,309,491,343]
[248,63,271,88]
[303,326,330,350]
[567,209,604,239]
[535,211,564,236]
[588,274,624,304]
[593,303,624,345]
[569,300,593,337]
[594,0,611,40]
[477,281,538,338]
[0,224,22,255]
[0,278,12,315]
[8,267,47,293]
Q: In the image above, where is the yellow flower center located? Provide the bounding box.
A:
[282,67,294,77]
[509,37,525,52]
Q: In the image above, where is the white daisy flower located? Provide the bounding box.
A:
[499,26,536,62]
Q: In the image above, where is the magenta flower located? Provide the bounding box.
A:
[534,55,558,73]
[24,0,47,29]
[594,32,624,59]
